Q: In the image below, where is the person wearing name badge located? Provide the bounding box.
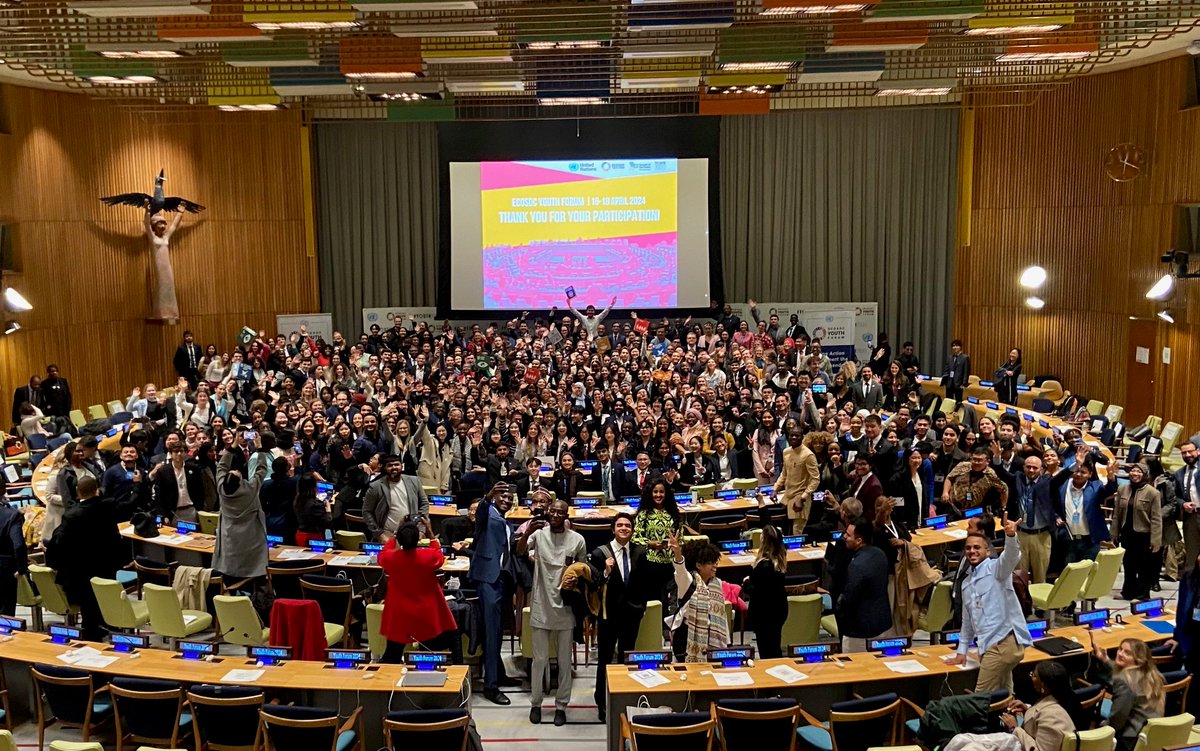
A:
[774,430,820,534]
[949,511,1032,692]
[589,512,647,720]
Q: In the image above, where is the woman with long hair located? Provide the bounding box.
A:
[752,415,779,485]
[632,478,682,609]
[1002,661,1084,751]
[994,347,1023,406]
[1090,638,1165,751]
[744,524,788,658]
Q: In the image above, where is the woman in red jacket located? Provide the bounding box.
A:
[378,522,459,662]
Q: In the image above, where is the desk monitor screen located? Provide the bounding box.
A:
[1026,619,1048,639]
[49,625,80,645]
[577,460,598,471]
[964,506,984,519]
[1039,420,1051,429]
[1132,598,1164,618]
[985,402,999,411]
[623,461,637,472]
[309,539,334,553]
[327,649,369,669]
[430,495,455,507]
[176,520,199,535]
[539,465,553,477]
[248,646,292,665]
[1017,384,1032,392]
[944,630,961,645]
[177,640,215,659]
[624,650,671,670]
[716,489,741,500]
[621,496,641,509]
[707,646,753,668]
[675,492,694,506]
[924,515,948,530]
[405,651,451,671]
[574,497,599,510]
[111,633,147,652]
[361,542,385,555]
[758,486,775,497]
[720,540,751,554]
[967,397,980,405]
[0,616,24,634]
[979,380,994,387]
[266,535,283,548]
[1075,608,1109,629]
[868,636,911,657]
[782,535,806,550]
[788,643,835,663]
[1005,407,1018,415]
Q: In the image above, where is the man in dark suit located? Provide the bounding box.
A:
[0,475,27,616]
[100,444,149,514]
[837,518,892,652]
[41,364,72,419]
[858,414,898,481]
[173,330,203,391]
[1177,442,1200,568]
[516,456,550,499]
[589,445,626,503]
[469,482,517,705]
[589,512,647,720]
[10,375,43,427]
[624,451,659,496]
[852,367,884,412]
[942,339,971,403]
[485,442,520,487]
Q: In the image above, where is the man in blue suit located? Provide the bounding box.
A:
[469,481,517,705]
[1053,460,1112,565]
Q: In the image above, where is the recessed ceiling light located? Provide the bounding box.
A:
[343,71,420,80]
[1019,265,1048,289]
[762,3,867,15]
[964,24,1063,36]
[875,86,952,96]
[718,62,793,71]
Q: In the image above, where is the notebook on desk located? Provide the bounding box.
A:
[401,672,448,688]
[1032,636,1085,656]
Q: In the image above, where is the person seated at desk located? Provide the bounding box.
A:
[1088,638,1164,751]
[1001,661,1085,751]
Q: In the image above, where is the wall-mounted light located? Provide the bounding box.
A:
[3,321,20,335]
[1019,265,1047,289]
[1157,310,1175,324]
[1024,296,1045,310]
[1146,273,1174,300]
[3,288,31,312]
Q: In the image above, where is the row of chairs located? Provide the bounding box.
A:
[28,665,470,751]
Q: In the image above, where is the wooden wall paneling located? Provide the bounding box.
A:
[961,56,1200,430]
[0,84,317,417]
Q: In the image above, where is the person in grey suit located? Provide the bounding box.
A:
[942,339,971,403]
[362,455,429,542]
[852,366,884,412]
[1176,441,1200,571]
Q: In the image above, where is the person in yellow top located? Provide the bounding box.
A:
[774,430,821,533]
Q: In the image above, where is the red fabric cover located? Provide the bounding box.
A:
[269,598,327,661]
[378,538,457,644]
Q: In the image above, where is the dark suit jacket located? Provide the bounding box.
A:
[485,455,520,487]
[624,467,660,495]
[588,541,648,619]
[41,377,72,417]
[857,436,899,481]
[0,505,27,576]
[11,386,43,426]
[48,497,127,597]
[583,460,627,499]
[943,353,971,389]
[173,342,203,378]
[362,475,429,541]
[838,545,892,638]
[515,473,550,499]
[153,461,207,519]
[852,381,884,412]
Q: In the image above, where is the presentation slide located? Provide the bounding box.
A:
[450,158,710,311]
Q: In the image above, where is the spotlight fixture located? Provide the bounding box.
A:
[1024,296,1045,310]
[1019,265,1047,289]
[3,287,31,312]
[1146,274,1174,300]
[3,321,17,335]
[1157,310,1175,323]
[1147,248,1199,299]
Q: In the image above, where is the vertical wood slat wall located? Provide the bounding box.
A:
[960,56,1200,430]
[0,85,317,415]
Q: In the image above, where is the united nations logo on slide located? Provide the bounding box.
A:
[367,312,379,323]
[601,162,611,171]
[569,163,579,172]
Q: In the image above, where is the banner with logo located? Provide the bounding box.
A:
[729,302,878,366]
[362,307,439,333]
[275,313,333,343]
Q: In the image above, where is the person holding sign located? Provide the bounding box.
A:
[949,510,1032,692]
[567,292,616,339]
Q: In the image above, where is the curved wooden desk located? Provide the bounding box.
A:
[0,629,469,749]
[602,613,1173,750]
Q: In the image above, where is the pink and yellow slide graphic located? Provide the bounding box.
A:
[480,159,678,309]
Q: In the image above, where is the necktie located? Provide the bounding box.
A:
[622,547,630,585]
[602,466,611,499]
[639,471,645,489]
[1188,468,1195,501]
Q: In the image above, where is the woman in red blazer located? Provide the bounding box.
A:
[378,522,458,662]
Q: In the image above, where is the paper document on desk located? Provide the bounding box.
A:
[183,614,200,626]
[727,554,755,565]
[222,669,265,682]
[329,555,370,567]
[798,549,825,560]
[628,669,671,689]
[58,646,118,669]
[705,500,731,509]
[943,529,969,539]
[712,671,754,687]
[276,549,319,560]
[765,665,808,684]
[883,660,930,675]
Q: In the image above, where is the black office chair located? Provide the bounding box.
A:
[713,698,800,751]
[258,704,364,751]
[109,676,193,751]
[621,711,715,751]
[187,684,264,751]
[383,708,470,751]
[798,692,900,751]
[1162,669,1191,716]
[30,663,113,751]
[133,556,178,597]
[299,573,356,647]
[1075,683,1105,729]
[699,514,748,543]
[266,559,326,601]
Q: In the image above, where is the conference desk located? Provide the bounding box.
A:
[0,629,469,749]
[602,613,1174,750]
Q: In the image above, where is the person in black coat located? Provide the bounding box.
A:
[41,365,72,419]
[993,348,1023,406]
[837,518,892,651]
[587,445,627,503]
[0,475,28,616]
[744,524,789,659]
[99,444,150,518]
[173,331,203,391]
[484,442,521,487]
[151,446,206,522]
[46,475,128,640]
[515,456,551,500]
[589,512,647,720]
[10,375,44,428]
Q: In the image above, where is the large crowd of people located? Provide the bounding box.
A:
[5,295,1199,737]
